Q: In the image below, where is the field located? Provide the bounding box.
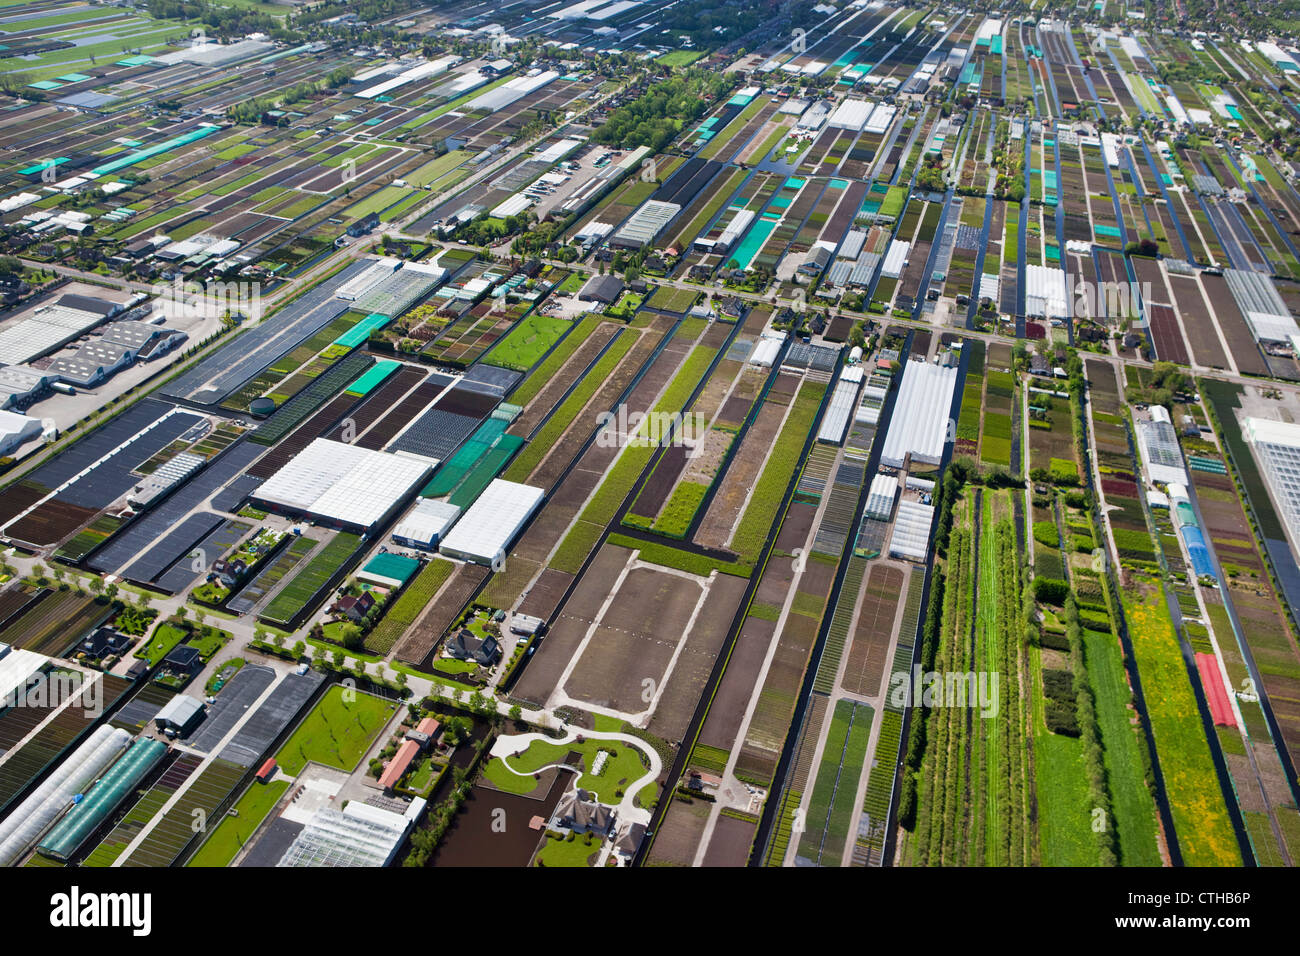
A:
[274,686,397,775]
[483,313,572,371]
[187,780,289,868]
[260,533,362,627]
[1122,586,1241,866]
[364,559,455,655]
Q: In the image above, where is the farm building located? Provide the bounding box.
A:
[879,360,959,468]
[1136,407,1188,485]
[1223,269,1299,344]
[37,737,167,862]
[391,498,462,550]
[817,365,863,445]
[865,474,899,520]
[1243,417,1300,551]
[0,408,42,455]
[611,200,681,250]
[438,478,544,566]
[0,725,131,866]
[252,439,433,532]
[889,499,935,562]
[357,553,421,588]
[277,797,426,867]
[154,695,205,736]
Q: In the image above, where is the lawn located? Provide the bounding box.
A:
[275,686,397,775]
[534,831,601,866]
[133,623,187,663]
[657,49,705,67]
[504,314,602,408]
[186,780,289,868]
[483,313,572,371]
[484,737,648,803]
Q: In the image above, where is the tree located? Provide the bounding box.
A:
[341,623,364,650]
[509,703,523,724]
[292,640,306,659]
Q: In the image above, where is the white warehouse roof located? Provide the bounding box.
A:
[254,438,433,530]
[392,498,462,548]
[439,478,544,566]
[879,361,958,468]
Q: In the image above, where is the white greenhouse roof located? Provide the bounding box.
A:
[438,478,544,565]
[254,439,433,530]
[879,361,958,468]
[278,798,424,867]
[889,500,934,562]
[865,474,898,519]
[817,373,862,445]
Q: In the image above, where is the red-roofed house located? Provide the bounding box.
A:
[378,740,420,793]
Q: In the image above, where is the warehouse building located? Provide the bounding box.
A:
[391,498,462,550]
[0,365,52,410]
[0,299,112,367]
[154,695,205,736]
[438,478,544,566]
[0,408,42,455]
[253,438,434,532]
[879,361,959,468]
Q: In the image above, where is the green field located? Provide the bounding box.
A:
[484,313,572,371]
[261,533,361,626]
[275,686,397,775]
[657,49,706,67]
[187,780,289,868]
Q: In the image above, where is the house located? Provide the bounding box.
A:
[212,558,247,587]
[78,627,131,659]
[160,645,203,677]
[404,716,441,751]
[553,788,616,837]
[446,629,501,665]
[332,591,376,623]
[1029,353,1051,376]
[614,822,647,862]
[346,213,380,238]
